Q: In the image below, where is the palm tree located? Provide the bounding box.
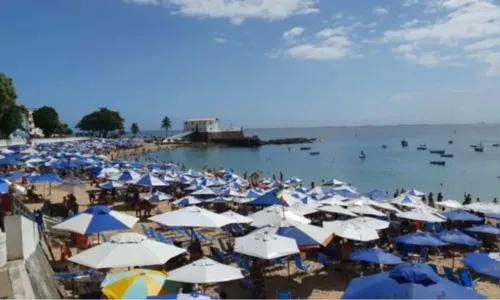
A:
[130,122,140,137]
[161,116,172,137]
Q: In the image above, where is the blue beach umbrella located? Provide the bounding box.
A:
[208,196,233,203]
[364,190,389,202]
[28,174,64,184]
[132,173,168,187]
[333,188,359,198]
[172,196,203,206]
[350,247,403,265]
[395,232,448,247]
[256,219,333,248]
[433,229,480,247]
[462,253,500,280]
[341,264,486,299]
[248,192,286,206]
[0,171,25,181]
[245,189,264,199]
[100,181,124,189]
[52,205,139,234]
[485,213,500,220]
[464,224,500,235]
[0,157,21,165]
[184,169,204,177]
[109,169,141,182]
[144,192,173,202]
[441,210,483,222]
[148,292,219,299]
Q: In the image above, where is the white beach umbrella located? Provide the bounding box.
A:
[396,209,447,223]
[323,220,379,242]
[149,206,234,228]
[21,147,39,154]
[391,194,425,208]
[317,204,358,217]
[348,205,386,217]
[234,229,299,259]
[347,216,390,231]
[319,195,347,206]
[221,210,254,224]
[68,232,186,268]
[287,202,318,216]
[322,179,346,186]
[166,257,243,284]
[464,202,499,214]
[255,219,333,248]
[436,200,464,209]
[96,167,120,179]
[172,196,203,206]
[190,186,217,196]
[247,205,310,228]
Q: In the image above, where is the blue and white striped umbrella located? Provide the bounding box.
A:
[183,169,204,177]
[132,173,168,187]
[144,192,174,202]
[100,181,125,189]
[190,186,217,196]
[52,205,139,234]
[109,169,142,182]
[28,174,64,184]
[172,196,203,206]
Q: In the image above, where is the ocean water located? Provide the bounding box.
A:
[131,124,500,202]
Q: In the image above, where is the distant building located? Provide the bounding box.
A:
[184,118,220,133]
[182,117,243,142]
[23,108,37,134]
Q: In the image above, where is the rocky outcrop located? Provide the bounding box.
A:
[211,137,316,147]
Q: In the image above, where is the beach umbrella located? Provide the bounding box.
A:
[396,209,446,223]
[350,247,403,265]
[406,189,425,197]
[190,186,217,196]
[333,187,359,198]
[166,257,243,284]
[53,205,139,234]
[364,190,389,202]
[436,200,464,210]
[248,192,287,206]
[283,176,303,184]
[433,229,480,247]
[247,205,310,228]
[255,219,333,248]
[28,174,64,184]
[322,179,346,186]
[441,210,483,222]
[341,264,486,299]
[485,213,500,220]
[348,205,386,217]
[206,177,227,187]
[318,204,358,217]
[147,292,219,300]
[0,178,26,194]
[0,157,21,165]
[101,269,174,299]
[395,232,447,247]
[464,224,500,235]
[218,188,243,197]
[323,220,379,242]
[184,169,204,177]
[286,202,318,216]
[207,196,233,203]
[21,147,39,154]
[144,192,174,202]
[464,202,499,214]
[132,173,168,187]
[149,206,234,228]
[69,232,186,268]
[462,253,500,280]
[0,171,25,181]
[220,210,253,224]
[244,189,264,199]
[172,196,203,206]
[57,178,87,193]
[108,169,142,182]
[391,194,425,208]
[234,229,299,259]
[99,180,125,189]
[347,216,390,231]
[96,167,121,178]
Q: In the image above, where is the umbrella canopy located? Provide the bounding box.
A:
[108,169,142,182]
[101,269,174,299]
[132,173,167,187]
[391,194,425,208]
[341,264,485,299]
[147,292,218,300]
[166,257,243,284]
[406,189,425,197]
[0,178,26,194]
[144,192,174,202]
[395,232,447,246]
[53,205,139,234]
[485,213,500,220]
[396,209,446,223]
[69,232,186,268]
[248,192,287,206]
[234,229,299,259]
[28,174,64,184]
[149,206,234,228]
[441,210,483,222]
[323,220,379,242]
[464,224,500,235]
[364,190,389,202]
[247,205,311,228]
[350,247,403,265]
[433,230,480,247]
[100,181,125,189]
[318,204,358,217]
[347,216,390,231]
[464,202,499,214]
[256,219,333,248]
[436,200,464,210]
[348,205,386,217]
[462,253,500,280]
[172,196,203,206]
[220,210,254,224]
[190,186,217,196]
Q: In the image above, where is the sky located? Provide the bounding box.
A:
[1,0,499,130]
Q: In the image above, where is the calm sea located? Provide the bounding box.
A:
[130,124,500,202]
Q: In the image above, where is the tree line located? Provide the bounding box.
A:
[1,72,173,139]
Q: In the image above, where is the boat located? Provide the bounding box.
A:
[382,145,387,149]
[430,161,446,166]
[359,151,366,159]
[493,144,499,147]
[309,152,320,155]
[448,140,454,144]
[429,150,446,154]
[474,144,484,152]
[300,147,311,150]
[417,144,427,150]
[440,153,454,158]
[401,139,408,147]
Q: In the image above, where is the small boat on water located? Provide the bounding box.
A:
[401,139,408,148]
[417,144,427,150]
[430,150,446,154]
[359,151,366,159]
[474,144,484,152]
[440,153,454,158]
[300,147,311,150]
[309,152,320,155]
[430,161,446,166]
[382,145,387,149]
[448,140,454,144]
[493,144,499,147]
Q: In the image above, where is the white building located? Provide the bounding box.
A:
[183,118,220,133]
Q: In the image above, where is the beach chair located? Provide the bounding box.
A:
[141,224,150,237]
[218,238,231,253]
[241,256,251,272]
[148,227,156,239]
[443,266,459,284]
[318,252,333,268]
[294,255,310,272]
[197,232,216,243]
[233,253,245,269]
[402,244,414,261]
[418,248,429,263]
[242,277,255,292]
[458,269,478,291]
[210,246,231,264]
[100,233,108,242]
[155,232,170,244]
[424,222,434,233]
[435,223,443,233]
[277,290,291,299]
[429,264,439,275]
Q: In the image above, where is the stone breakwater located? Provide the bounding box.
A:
[211,137,317,147]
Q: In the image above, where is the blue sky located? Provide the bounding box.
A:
[1,0,499,130]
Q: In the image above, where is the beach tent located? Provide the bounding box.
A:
[395,232,447,247]
[441,210,483,222]
[247,205,311,228]
[149,206,234,228]
[323,220,379,242]
[433,229,480,247]
[220,210,253,224]
[69,232,186,268]
[464,224,500,235]
[166,257,243,284]
[234,229,299,259]
[350,247,402,265]
[341,264,485,299]
[462,253,500,280]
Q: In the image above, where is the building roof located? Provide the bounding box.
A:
[184,118,218,122]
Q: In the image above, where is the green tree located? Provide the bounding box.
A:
[0,73,23,138]
[76,107,124,138]
[56,122,73,136]
[0,72,17,121]
[161,116,172,137]
[32,106,61,137]
[130,122,140,137]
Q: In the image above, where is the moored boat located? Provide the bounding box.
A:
[401,139,408,147]
[382,145,387,149]
[417,144,427,150]
[309,151,320,155]
[474,144,484,152]
[430,161,446,166]
[448,140,454,144]
[440,153,454,158]
[429,150,446,154]
[493,144,499,147]
[300,147,311,150]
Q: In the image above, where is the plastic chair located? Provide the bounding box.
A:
[429,264,439,275]
[156,232,171,244]
[418,248,429,263]
[294,255,310,272]
[211,247,231,263]
[198,232,216,243]
[402,244,414,261]
[458,269,477,290]
[148,227,156,239]
[277,290,291,299]
[424,223,434,233]
[443,266,459,284]
[435,223,443,233]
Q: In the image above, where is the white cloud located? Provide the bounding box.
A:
[283,27,305,41]
[315,27,346,39]
[214,38,228,44]
[373,6,389,15]
[381,0,500,75]
[332,12,344,19]
[403,0,419,7]
[367,22,377,28]
[124,0,319,24]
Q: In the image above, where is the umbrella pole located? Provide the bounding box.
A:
[287,259,290,282]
